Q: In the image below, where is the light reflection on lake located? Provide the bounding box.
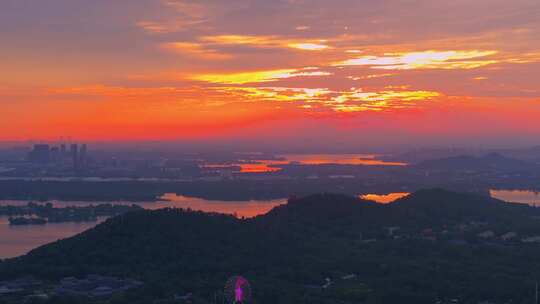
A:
[360,192,411,204]
[205,153,408,173]
[282,154,406,166]
[158,194,286,218]
[0,195,286,259]
[0,217,105,259]
[490,189,540,206]
[0,195,287,216]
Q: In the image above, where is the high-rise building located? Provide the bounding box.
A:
[79,144,88,168]
[28,144,51,164]
[70,144,79,169]
[50,146,60,162]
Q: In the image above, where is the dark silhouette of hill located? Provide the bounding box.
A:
[386,188,533,228]
[2,189,540,304]
[256,190,531,233]
[500,145,540,162]
[255,193,377,226]
[415,153,536,172]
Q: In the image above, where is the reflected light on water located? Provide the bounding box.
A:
[204,154,407,173]
[0,217,105,259]
[283,154,407,166]
[490,189,540,207]
[158,194,286,218]
[239,163,285,173]
[0,195,287,258]
[360,192,411,204]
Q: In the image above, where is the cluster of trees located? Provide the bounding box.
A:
[1,189,540,303]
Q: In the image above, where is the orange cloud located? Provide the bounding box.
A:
[215,86,333,103]
[199,35,331,51]
[210,85,441,113]
[347,73,395,81]
[190,68,331,84]
[3,0,540,144]
[287,42,330,51]
[334,50,499,70]
[330,89,442,112]
[161,42,231,60]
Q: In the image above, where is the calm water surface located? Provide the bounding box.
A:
[0,217,105,259]
[7,189,537,259]
[205,153,408,173]
[363,190,540,206]
[490,189,540,206]
[0,195,286,259]
[8,189,535,259]
[360,192,410,204]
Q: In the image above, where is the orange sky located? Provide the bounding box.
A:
[1,0,539,146]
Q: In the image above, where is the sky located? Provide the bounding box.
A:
[1,0,540,148]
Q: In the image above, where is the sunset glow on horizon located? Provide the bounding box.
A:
[1,0,539,146]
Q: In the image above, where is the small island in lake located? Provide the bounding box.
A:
[8,217,47,226]
[2,202,142,225]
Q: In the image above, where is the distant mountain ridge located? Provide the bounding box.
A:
[414,153,536,172]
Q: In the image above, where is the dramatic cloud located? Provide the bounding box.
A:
[0,0,539,144]
[334,50,499,70]
[190,68,332,84]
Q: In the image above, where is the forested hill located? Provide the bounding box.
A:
[414,153,537,172]
[2,189,540,304]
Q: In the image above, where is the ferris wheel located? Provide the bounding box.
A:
[224,276,252,304]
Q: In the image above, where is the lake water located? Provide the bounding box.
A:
[490,189,540,206]
[360,192,411,204]
[204,153,408,173]
[362,190,540,206]
[6,189,538,259]
[282,154,406,166]
[0,195,286,259]
[361,190,540,206]
[0,216,105,259]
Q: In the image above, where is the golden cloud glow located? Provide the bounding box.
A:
[200,35,273,45]
[4,0,540,143]
[217,86,333,102]
[339,90,441,102]
[199,35,331,51]
[290,71,332,77]
[288,43,330,51]
[330,89,441,112]
[334,50,499,70]
[210,84,441,113]
[161,42,231,60]
[347,73,395,81]
[504,52,540,64]
[192,69,297,84]
[191,68,331,84]
[331,105,375,112]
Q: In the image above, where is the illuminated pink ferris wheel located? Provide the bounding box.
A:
[224,276,252,304]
